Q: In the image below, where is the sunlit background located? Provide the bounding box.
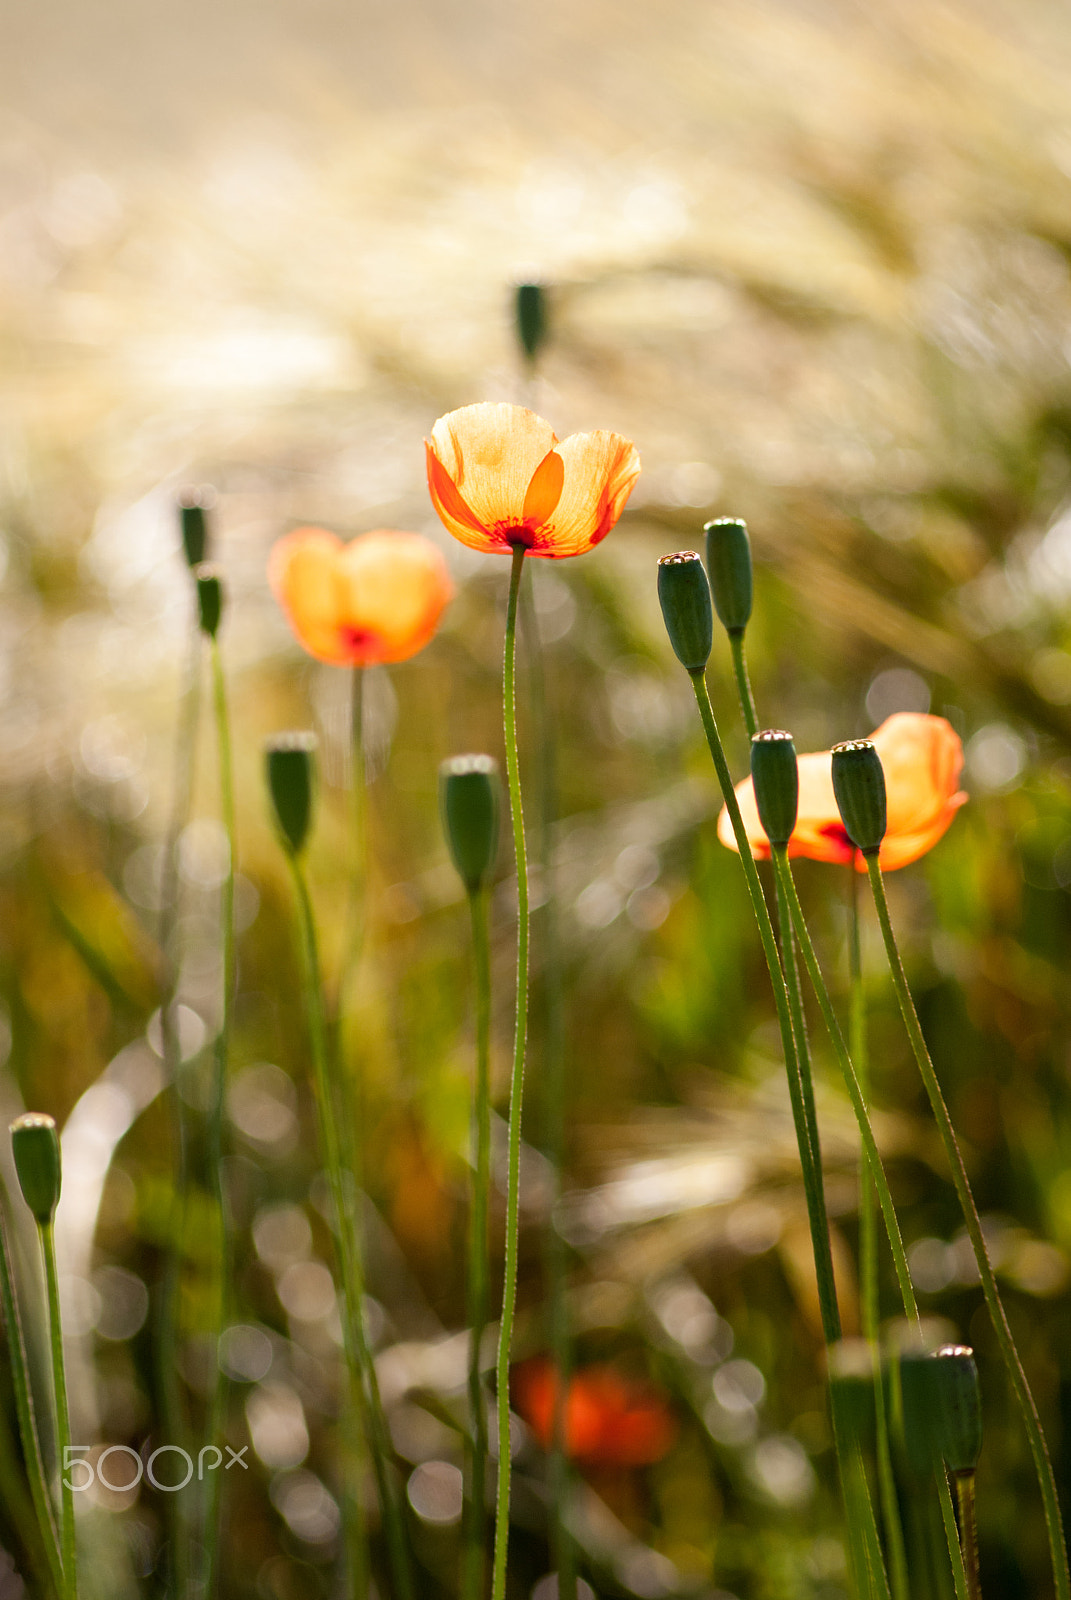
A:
[4,0,1071,1594]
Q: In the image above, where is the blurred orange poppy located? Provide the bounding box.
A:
[718,712,967,872]
[425,402,640,559]
[513,1358,677,1466]
[269,527,454,667]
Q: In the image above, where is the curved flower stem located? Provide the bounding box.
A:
[463,887,492,1600]
[289,856,413,1600]
[955,1473,982,1600]
[40,1221,76,1600]
[849,866,909,1600]
[865,855,1070,1600]
[686,672,890,1599]
[491,545,532,1600]
[201,637,236,1599]
[0,1214,62,1597]
[728,631,758,740]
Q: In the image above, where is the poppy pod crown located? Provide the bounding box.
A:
[426,402,640,559]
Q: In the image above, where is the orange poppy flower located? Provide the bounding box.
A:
[425,402,640,559]
[718,712,967,872]
[269,527,454,667]
[513,1358,677,1466]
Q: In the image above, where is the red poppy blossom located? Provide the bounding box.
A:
[269,527,454,667]
[718,712,967,872]
[425,403,640,559]
[513,1358,677,1466]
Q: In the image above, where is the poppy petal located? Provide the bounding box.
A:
[425,441,489,547]
[269,527,356,666]
[533,431,641,557]
[718,713,966,871]
[523,447,565,526]
[428,404,558,543]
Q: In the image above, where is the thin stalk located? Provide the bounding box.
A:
[289,858,412,1600]
[938,1468,971,1600]
[0,1213,61,1597]
[727,631,758,740]
[686,672,889,1599]
[954,1473,982,1600]
[772,852,918,1327]
[201,638,236,1598]
[463,887,493,1600]
[41,1222,75,1600]
[490,545,532,1600]
[850,866,910,1600]
[520,573,575,1600]
[332,665,372,1600]
[771,864,822,1192]
[156,625,201,1600]
[865,855,1070,1600]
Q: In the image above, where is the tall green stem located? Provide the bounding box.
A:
[491,546,532,1600]
[772,852,918,1326]
[463,888,493,1600]
[156,625,201,1600]
[955,1473,982,1600]
[850,866,909,1600]
[938,1469,971,1600]
[686,672,890,1598]
[0,1215,61,1597]
[289,858,412,1600]
[41,1222,75,1600]
[865,855,1069,1600]
[331,666,372,1600]
[201,638,236,1598]
[728,632,758,740]
[520,573,575,1600]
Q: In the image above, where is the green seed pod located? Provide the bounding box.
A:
[266,733,317,856]
[751,730,799,847]
[897,1349,945,1481]
[11,1114,61,1224]
[828,1339,878,1453]
[194,564,224,639]
[704,518,753,635]
[931,1345,982,1475]
[514,282,549,366]
[657,551,713,673]
[440,755,500,894]
[831,739,887,856]
[179,492,211,569]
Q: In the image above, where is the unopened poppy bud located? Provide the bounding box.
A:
[195,564,224,638]
[828,1339,877,1452]
[11,1114,61,1224]
[266,733,317,856]
[179,492,212,569]
[751,731,799,847]
[514,282,549,367]
[831,740,887,856]
[931,1345,982,1475]
[704,518,753,635]
[658,552,713,673]
[440,755,500,894]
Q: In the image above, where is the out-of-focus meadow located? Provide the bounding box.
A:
[4,0,1071,1594]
